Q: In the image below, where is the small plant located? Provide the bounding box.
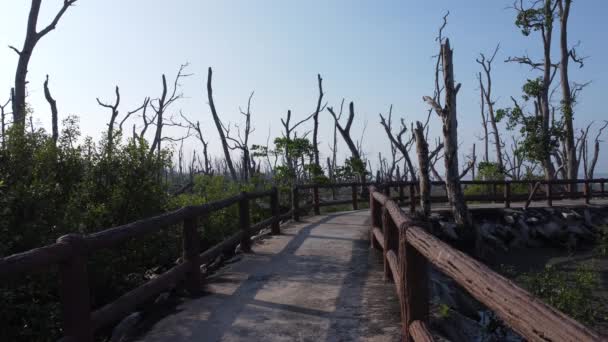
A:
[437,303,451,318]
[519,264,602,325]
[594,227,608,257]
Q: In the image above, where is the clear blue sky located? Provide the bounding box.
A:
[1,0,607,173]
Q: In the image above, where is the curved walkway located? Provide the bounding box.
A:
[137,211,401,342]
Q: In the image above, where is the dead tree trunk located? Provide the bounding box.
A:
[96,86,120,154]
[328,102,366,186]
[477,44,504,172]
[414,121,431,217]
[379,106,417,182]
[1,97,11,149]
[207,67,238,181]
[424,38,472,227]
[478,73,489,163]
[43,75,59,144]
[558,0,580,191]
[312,74,324,169]
[328,102,360,161]
[11,0,77,128]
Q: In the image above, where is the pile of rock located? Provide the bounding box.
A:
[431,207,604,253]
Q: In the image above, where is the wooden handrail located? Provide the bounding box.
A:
[0,188,285,341]
[368,187,603,342]
[294,178,606,215]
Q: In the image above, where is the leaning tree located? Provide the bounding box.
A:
[10,0,78,129]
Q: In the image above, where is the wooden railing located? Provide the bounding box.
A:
[291,178,607,218]
[368,185,603,342]
[0,188,289,342]
[2,178,606,341]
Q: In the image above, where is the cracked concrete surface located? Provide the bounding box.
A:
[137,210,401,342]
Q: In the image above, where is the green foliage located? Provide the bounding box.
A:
[522,78,544,100]
[594,227,608,257]
[519,264,603,325]
[437,303,451,318]
[0,118,173,341]
[333,157,367,182]
[514,0,553,36]
[501,82,564,165]
[477,161,504,180]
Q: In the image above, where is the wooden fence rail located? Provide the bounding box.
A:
[290,178,607,219]
[368,185,603,342]
[2,178,606,341]
[0,187,287,342]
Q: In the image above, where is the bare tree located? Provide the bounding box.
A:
[423,38,472,227]
[280,109,313,181]
[379,105,417,182]
[413,121,431,217]
[43,75,59,144]
[327,102,361,161]
[207,67,238,181]
[476,44,503,172]
[329,99,345,176]
[581,121,608,180]
[149,64,191,157]
[0,97,11,148]
[225,91,256,180]
[10,0,78,128]
[556,0,588,190]
[181,114,213,175]
[478,72,489,163]
[312,74,326,170]
[505,136,525,180]
[96,86,121,154]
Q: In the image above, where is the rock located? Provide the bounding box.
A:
[432,308,482,342]
[430,270,480,320]
[110,312,142,342]
[430,212,443,221]
[563,234,579,250]
[562,211,579,221]
[154,291,170,305]
[526,216,540,224]
[504,215,515,225]
[584,209,594,227]
[536,221,566,241]
[567,224,595,241]
[439,221,459,240]
[478,310,524,341]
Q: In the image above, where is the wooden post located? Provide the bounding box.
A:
[369,186,381,250]
[313,184,320,215]
[504,181,511,209]
[351,183,358,210]
[398,225,428,342]
[492,183,498,203]
[383,183,390,197]
[398,183,405,205]
[270,187,280,235]
[584,180,590,204]
[291,186,300,221]
[56,234,93,342]
[182,215,201,294]
[239,192,251,252]
[381,207,392,281]
[546,183,552,207]
[409,183,416,214]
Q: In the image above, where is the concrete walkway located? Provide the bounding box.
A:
[137,211,401,342]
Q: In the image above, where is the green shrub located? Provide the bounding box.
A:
[519,264,602,325]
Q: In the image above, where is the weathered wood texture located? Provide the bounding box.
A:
[0,190,289,341]
[368,187,602,341]
[409,321,434,342]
